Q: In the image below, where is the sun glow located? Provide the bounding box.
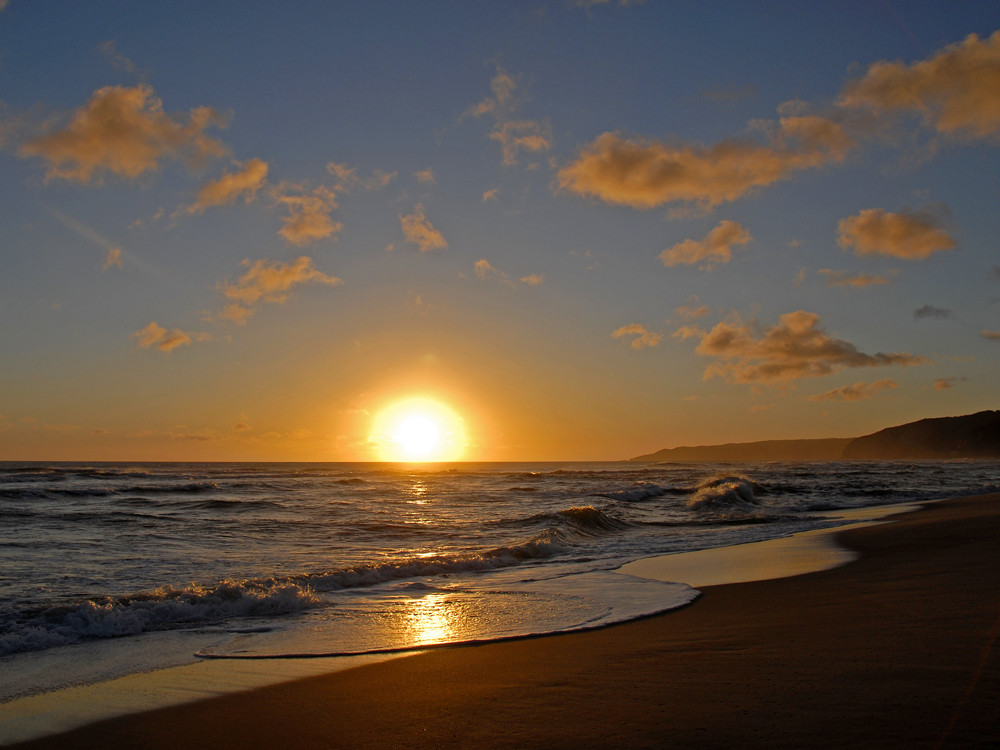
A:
[370,397,467,462]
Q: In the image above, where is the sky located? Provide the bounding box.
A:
[1,0,998,461]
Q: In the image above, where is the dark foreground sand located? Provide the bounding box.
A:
[11,494,1000,749]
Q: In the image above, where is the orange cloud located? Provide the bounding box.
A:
[933,377,966,390]
[675,299,710,320]
[474,259,543,287]
[837,208,955,260]
[490,120,552,166]
[275,185,342,246]
[20,84,227,183]
[189,158,268,213]
[808,378,898,402]
[612,323,663,349]
[465,66,550,166]
[557,116,852,210]
[818,269,894,288]
[413,168,436,184]
[467,68,518,119]
[839,31,1000,138]
[131,321,208,352]
[326,162,396,191]
[102,247,123,270]
[983,329,1000,341]
[400,205,447,252]
[219,257,342,323]
[692,310,927,383]
[475,258,502,280]
[660,220,751,269]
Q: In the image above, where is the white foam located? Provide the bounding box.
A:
[618,502,924,587]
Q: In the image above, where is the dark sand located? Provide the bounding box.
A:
[10,494,1000,749]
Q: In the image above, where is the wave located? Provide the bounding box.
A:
[687,476,763,514]
[0,580,320,657]
[0,518,602,657]
[597,482,675,503]
[0,481,220,501]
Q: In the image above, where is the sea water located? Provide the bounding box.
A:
[2,460,999,706]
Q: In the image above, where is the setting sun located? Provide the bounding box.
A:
[370,397,467,462]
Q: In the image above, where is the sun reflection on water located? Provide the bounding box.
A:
[405,593,453,645]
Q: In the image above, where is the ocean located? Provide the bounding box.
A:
[2,460,999,706]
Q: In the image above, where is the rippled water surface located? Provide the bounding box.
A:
[2,460,998,698]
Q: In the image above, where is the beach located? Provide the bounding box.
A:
[7,492,998,749]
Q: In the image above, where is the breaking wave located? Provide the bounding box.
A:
[687,476,763,514]
[0,580,320,656]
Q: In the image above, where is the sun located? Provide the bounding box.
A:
[370,397,468,462]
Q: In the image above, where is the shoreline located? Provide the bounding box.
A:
[0,501,911,743]
[5,493,999,747]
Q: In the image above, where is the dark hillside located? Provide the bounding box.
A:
[841,411,1000,459]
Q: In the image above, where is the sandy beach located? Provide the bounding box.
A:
[8,493,1000,749]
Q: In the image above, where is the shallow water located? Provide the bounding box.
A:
[2,460,998,703]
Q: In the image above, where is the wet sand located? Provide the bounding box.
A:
[8,494,1000,749]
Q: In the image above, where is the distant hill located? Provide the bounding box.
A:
[630,410,1000,462]
[841,410,1000,460]
[630,438,852,463]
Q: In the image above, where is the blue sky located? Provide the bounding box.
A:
[1,1,998,460]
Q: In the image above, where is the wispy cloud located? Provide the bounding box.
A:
[913,304,951,319]
[660,220,752,270]
[218,256,343,324]
[103,248,123,270]
[690,310,927,384]
[327,162,396,191]
[132,321,210,352]
[675,299,711,321]
[188,158,268,213]
[97,40,139,75]
[400,205,447,252]
[490,120,552,166]
[808,378,897,401]
[837,207,954,260]
[818,269,894,288]
[413,168,436,185]
[933,376,966,390]
[612,323,662,349]
[20,84,227,183]
[466,66,551,166]
[983,329,1000,341]
[474,259,543,287]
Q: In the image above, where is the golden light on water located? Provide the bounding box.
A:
[406,593,452,644]
[369,397,468,462]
